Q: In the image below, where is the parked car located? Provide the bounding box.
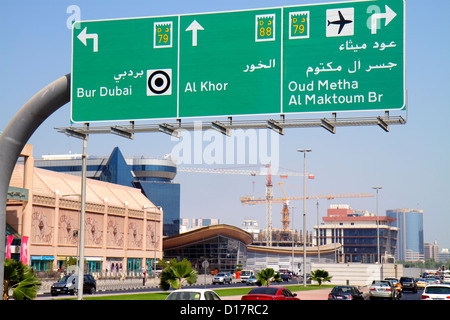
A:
[369,280,398,300]
[166,289,221,300]
[51,274,96,296]
[280,273,291,282]
[212,272,233,285]
[400,277,417,293]
[240,270,255,283]
[245,275,259,285]
[421,284,450,300]
[279,270,293,280]
[241,286,300,300]
[328,285,365,300]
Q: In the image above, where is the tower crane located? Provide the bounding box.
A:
[241,182,375,233]
[177,164,311,246]
[278,182,291,232]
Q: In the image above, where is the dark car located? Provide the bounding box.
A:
[241,286,300,300]
[400,277,417,293]
[51,274,97,296]
[328,285,365,300]
[280,273,292,282]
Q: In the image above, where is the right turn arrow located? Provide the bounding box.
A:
[370,5,397,34]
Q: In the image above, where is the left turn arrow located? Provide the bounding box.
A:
[77,27,98,52]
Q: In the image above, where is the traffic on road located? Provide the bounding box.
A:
[38,271,448,300]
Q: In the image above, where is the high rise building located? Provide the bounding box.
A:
[315,204,398,263]
[31,147,180,236]
[386,209,424,262]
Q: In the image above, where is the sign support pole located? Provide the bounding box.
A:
[0,74,70,289]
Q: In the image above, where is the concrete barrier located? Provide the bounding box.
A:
[310,263,403,286]
[38,274,216,295]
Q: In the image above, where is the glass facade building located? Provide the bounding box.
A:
[340,228,398,263]
[136,181,180,236]
[164,236,248,273]
[386,209,424,261]
[33,147,180,236]
[164,224,339,275]
[163,225,253,274]
[315,205,398,263]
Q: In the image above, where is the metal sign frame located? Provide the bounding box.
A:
[57,112,406,137]
[70,0,406,123]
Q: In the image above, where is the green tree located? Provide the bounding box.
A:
[3,259,41,300]
[310,269,332,286]
[159,258,198,291]
[256,268,282,287]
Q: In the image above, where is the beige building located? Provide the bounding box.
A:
[6,145,163,275]
[424,241,440,261]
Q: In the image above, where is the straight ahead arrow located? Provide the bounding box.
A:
[185,20,204,47]
[77,27,98,52]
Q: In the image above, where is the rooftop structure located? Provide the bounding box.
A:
[180,218,220,233]
[163,224,339,274]
[7,161,162,275]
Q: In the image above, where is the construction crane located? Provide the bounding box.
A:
[241,182,375,233]
[279,182,291,232]
[240,192,375,204]
[177,164,310,246]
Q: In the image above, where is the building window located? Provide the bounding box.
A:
[30,258,53,272]
[127,258,143,275]
[87,260,102,274]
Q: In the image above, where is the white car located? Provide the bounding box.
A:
[442,276,450,284]
[165,289,221,300]
[212,272,233,284]
[421,284,450,300]
[369,280,398,300]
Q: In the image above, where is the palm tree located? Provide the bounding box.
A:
[159,258,198,290]
[3,259,41,300]
[256,268,282,287]
[310,269,332,286]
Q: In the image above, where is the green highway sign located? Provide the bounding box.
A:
[71,0,405,122]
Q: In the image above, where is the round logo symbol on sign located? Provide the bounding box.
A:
[147,69,172,96]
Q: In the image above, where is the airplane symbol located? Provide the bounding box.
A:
[327,10,353,34]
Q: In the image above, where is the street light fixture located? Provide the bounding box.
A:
[316,199,321,263]
[64,127,88,300]
[287,201,296,277]
[372,187,382,265]
[297,149,311,287]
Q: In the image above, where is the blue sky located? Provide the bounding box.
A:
[2,0,450,249]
